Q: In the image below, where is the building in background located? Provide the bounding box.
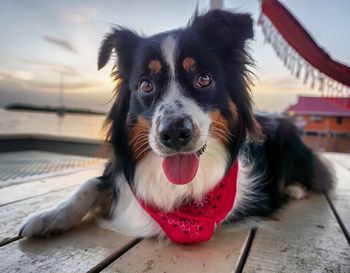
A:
[286,96,350,136]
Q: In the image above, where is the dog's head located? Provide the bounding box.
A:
[99,10,262,189]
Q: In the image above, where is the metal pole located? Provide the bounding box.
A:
[210,0,223,10]
[59,72,64,108]
[57,72,65,116]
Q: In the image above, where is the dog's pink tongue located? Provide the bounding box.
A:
[162,154,199,185]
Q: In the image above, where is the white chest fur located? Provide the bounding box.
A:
[134,137,230,211]
[97,147,263,238]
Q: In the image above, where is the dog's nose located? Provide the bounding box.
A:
[159,117,194,150]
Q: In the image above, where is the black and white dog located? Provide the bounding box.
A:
[20,10,333,243]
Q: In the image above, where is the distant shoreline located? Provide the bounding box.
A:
[5,103,107,116]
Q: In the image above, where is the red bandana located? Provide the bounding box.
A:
[136,161,239,244]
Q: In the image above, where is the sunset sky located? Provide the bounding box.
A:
[0,0,349,112]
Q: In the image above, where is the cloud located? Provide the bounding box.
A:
[26,80,102,92]
[0,70,33,81]
[17,58,80,76]
[0,68,103,94]
[0,82,110,112]
[270,77,302,89]
[0,68,111,111]
[60,6,98,24]
[43,35,77,54]
[253,75,314,94]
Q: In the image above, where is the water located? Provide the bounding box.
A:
[0,109,106,140]
[1,109,349,153]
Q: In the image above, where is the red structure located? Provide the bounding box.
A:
[286,96,350,135]
[259,0,350,97]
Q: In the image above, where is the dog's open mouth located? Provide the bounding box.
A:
[162,143,207,185]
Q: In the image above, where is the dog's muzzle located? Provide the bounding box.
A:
[159,116,194,151]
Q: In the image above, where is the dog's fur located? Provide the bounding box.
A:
[19,10,334,240]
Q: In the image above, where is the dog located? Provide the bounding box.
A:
[19,10,334,243]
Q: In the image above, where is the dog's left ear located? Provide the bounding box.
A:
[190,10,254,48]
[98,27,141,78]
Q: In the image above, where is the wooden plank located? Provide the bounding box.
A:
[325,152,350,171]
[327,190,350,242]
[323,153,350,241]
[0,166,104,206]
[0,225,135,273]
[242,195,350,273]
[102,227,251,273]
[0,179,135,273]
[324,153,350,191]
[0,188,72,242]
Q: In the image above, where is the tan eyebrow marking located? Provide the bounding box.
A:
[182,57,196,72]
[148,60,162,75]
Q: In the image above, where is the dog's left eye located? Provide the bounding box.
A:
[196,74,212,88]
[139,79,154,93]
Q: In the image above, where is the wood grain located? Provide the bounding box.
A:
[324,153,350,239]
[0,173,135,273]
[0,166,104,206]
[0,224,134,273]
[102,227,251,273]
[242,195,350,273]
[0,188,72,242]
[325,152,350,171]
[0,152,348,273]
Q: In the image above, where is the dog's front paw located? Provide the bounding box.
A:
[19,208,73,238]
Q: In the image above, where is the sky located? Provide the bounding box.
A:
[0,0,349,112]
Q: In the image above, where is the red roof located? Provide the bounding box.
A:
[286,96,350,117]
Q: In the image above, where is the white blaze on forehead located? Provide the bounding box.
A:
[161,35,177,79]
[163,81,181,102]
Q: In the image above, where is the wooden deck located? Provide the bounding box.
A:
[0,151,349,273]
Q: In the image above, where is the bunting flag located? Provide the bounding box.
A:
[259,0,350,97]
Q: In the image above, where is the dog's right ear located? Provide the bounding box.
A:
[98,28,141,72]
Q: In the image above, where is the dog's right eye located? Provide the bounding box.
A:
[139,79,154,94]
[196,73,212,88]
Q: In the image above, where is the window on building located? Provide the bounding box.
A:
[336,117,343,125]
[310,116,323,123]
